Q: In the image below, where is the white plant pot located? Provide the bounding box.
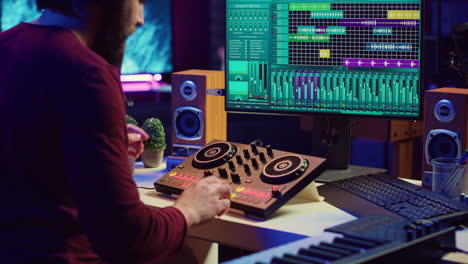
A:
[142,149,164,168]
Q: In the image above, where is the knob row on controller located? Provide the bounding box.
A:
[404,219,441,241]
[204,143,279,185]
[243,146,274,160]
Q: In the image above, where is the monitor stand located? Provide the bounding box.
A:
[312,116,386,182]
[315,116,351,170]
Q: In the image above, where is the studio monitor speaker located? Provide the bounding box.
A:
[171,70,226,152]
[422,88,468,188]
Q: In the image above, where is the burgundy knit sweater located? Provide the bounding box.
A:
[0,23,186,264]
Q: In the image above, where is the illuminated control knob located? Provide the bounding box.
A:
[266,145,274,157]
[218,168,228,179]
[415,225,423,237]
[405,228,415,241]
[251,158,259,170]
[271,186,281,197]
[236,155,243,165]
[415,220,433,233]
[228,161,236,171]
[259,152,266,163]
[405,223,422,238]
[231,173,241,184]
[243,164,251,175]
[243,149,251,160]
[250,143,258,155]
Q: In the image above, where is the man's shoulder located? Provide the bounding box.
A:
[42,28,111,73]
[2,23,112,74]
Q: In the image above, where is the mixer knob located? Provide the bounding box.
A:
[243,149,251,160]
[203,171,213,177]
[218,168,228,179]
[251,158,259,169]
[271,186,282,197]
[258,152,266,163]
[414,220,433,233]
[405,228,415,241]
[266,145,274,157]
[243,164,251,175]
[231,173,241,184]
[405,223,422,238]
[228,161,236,171]
[250,143,258,155]
[236,155,243,165]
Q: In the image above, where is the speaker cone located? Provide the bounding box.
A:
[425,129,462,164]
[174,107,203,140]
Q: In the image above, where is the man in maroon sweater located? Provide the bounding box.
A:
[0,0,231,263]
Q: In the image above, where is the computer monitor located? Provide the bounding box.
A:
[0,0,173,75]
[225,0,423,170]
[225,0,422,119]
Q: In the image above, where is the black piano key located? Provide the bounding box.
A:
[320,241,362,253]
[284,253,325,264]
[308,244,349,258]
[333,236,375,249]
[271,256,310,264]
[298,247,340,261]
[317,242,355,256]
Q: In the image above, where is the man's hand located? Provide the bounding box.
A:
[173,176,231,227]
[127,124,149,159]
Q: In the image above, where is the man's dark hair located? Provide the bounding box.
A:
[36,0,75,16]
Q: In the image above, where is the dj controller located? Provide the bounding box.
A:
[154,139,326,218]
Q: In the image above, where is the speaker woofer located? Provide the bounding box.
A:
[174,107,203,140]
[425,129,462,165]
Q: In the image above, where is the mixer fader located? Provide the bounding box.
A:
[154,139,326,218]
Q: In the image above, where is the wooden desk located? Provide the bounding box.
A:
[133,163,468,263]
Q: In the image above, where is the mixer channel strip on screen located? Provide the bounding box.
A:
[226,0,422,118]
[154,140,326,218]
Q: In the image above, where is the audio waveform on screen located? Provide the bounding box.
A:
[269,70,419,114]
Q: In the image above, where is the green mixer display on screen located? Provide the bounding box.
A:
[226,0,422,118]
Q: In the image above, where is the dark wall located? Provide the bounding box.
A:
[172,0,213,71]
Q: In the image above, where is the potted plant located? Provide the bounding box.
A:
[141,117,166,168]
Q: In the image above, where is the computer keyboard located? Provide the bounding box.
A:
[317,172,468,219]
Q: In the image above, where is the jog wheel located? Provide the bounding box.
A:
[192,142,237,169]
[261,155,308,184]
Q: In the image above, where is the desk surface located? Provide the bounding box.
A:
[133,163,468,261]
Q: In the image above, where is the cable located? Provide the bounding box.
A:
[137,186,154,190]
